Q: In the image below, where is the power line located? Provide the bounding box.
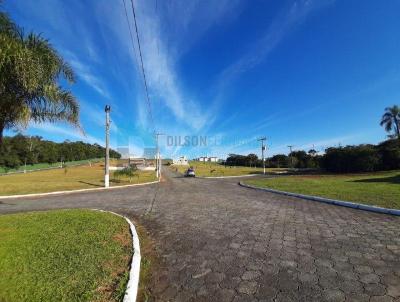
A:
[122,0,140,70]
[123,0,155,134]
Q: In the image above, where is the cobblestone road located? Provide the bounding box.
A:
[1,169,400,301]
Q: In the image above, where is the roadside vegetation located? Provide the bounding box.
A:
[225,138,400,173]
[0,209,132,302]
[245,170,400,209]
[0,134,120,172]
[0,158,103,174]
[0,161,157,196]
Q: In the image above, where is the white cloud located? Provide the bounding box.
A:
[214,0,334,103]
[66,56,110,99]
[30,122,105,146]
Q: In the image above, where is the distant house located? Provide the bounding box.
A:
[173,156,189,165]
[196,156,219,162]
[128,157,155,171]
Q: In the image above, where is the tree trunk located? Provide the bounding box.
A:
[0,124,4,147]
[395,117,400,140]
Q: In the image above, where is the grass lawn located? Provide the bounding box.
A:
[172,161,286,177]
[245,170,400,209]
[0,158,103,174]
[0,161,157,196]
[0,209,132,302]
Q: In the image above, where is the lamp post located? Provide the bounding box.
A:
[155,133,164,179]
[105,105,111,188]
[258,137,267,175]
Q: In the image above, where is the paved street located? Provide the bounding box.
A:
[1,169,400,301]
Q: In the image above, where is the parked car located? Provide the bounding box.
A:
[185,167,195,177]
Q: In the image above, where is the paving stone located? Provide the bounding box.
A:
[237,280,258,295]
[322,289,345,302]
[370,296,394,302]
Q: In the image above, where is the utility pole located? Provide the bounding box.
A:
[287,145,294,168]
[155,133,164,179]
[24,135,33,173]
[105,105,111,188]
[258,137,267,175]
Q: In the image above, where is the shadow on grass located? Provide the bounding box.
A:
[78,181,103,188]
[351,174,400,185]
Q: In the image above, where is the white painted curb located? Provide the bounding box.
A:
[0,180,160,200]
[196,174,260,179]
[93,209,141,302]
[239,182,400,216]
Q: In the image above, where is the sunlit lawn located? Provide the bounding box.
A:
[172,161,286,177]
[0,158,103,174]
[0,209,132,302]
[245,170,400,209]
[0,161,157,196]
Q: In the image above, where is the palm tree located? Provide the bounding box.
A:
[0,11,80,145]
[380,105,400,140]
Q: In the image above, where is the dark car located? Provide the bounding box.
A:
[185,168,195,177]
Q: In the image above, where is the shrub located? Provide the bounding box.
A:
[322,145,379,173]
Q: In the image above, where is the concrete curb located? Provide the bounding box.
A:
[93,209,141,302]
[197,174,260,179]
[0,180,160,200]
[239,182,400,216]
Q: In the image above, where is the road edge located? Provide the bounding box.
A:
[93,209,141,302]
[196,174,260,179]
[0,180,160,199]
[239,181,400,216]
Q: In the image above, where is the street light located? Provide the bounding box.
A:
[258,137,267,175]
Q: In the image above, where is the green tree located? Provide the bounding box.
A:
[380,105,400,140]
[0,11,80,145]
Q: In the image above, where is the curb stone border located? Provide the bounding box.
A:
[0,180,160,199]
[197,174,260,179]
[239,181,400,216]
[93,209,141,302]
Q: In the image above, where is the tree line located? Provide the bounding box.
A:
[225,139,400,173]
[0,134,121,169]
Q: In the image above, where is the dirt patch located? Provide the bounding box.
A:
[135,223,162,302]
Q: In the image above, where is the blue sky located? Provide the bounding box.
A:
[3,0,400,159]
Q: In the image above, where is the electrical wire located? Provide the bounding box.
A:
[122,0,156,135]
[129,0,156,134]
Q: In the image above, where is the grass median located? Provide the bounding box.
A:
[245,170,400,209]
[0,209,132,302]
[172,161,286,177]
[0,161,157,196]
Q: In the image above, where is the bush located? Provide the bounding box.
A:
[377,139,400,171]
[322,145,379,173]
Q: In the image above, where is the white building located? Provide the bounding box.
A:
[173,156,189,165]
[196,156,219,162]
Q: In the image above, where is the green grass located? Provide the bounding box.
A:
[0,161,157,196]
[245,170,400,209]
[0,209,132,302]
[0,158,103,174]
[172,161,286,177]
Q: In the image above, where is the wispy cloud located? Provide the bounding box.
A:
[215,0,334,102]
[30,122,105,146]
[66,55,110,99]
[80,101,119,134]
[111,0,244,132]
